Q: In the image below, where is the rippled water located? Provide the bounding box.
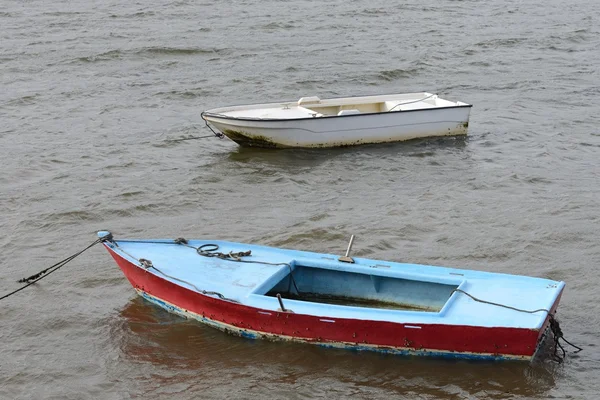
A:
[1,0,599,398]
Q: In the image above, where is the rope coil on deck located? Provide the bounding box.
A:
[174,238,302,297]
[196,244,251,261]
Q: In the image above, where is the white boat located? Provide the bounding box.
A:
[201,93,472,148]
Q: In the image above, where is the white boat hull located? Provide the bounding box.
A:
[202,93,472,148]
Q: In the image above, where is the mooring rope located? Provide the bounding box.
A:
[0,237,106,301]
[451,288,582,362]
[451,288,549,314]
[202,117,224,139]
[135,257,237,303]
[387,93,437,112]
[165,134,219,143]
[163,120,224,143]
[549,315,583,363]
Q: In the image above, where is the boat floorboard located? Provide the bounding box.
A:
[268,291,437,311]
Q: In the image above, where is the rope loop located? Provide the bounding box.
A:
[191,242,300,295]
[198,244,219,254]
[195,244,251,260]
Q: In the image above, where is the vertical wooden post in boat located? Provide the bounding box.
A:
[276,293,287,312]
[338,235,355,263]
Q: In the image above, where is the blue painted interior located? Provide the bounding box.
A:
[266,264,457,311]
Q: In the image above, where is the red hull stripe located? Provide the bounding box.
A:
[108,248,549,360]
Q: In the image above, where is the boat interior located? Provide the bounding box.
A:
[295,94,456,117]
[204,93,469,120]
[263,262,459,312]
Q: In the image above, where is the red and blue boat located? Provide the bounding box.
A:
[99,231,564,361]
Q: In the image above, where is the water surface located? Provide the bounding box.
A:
[1,0,599,398]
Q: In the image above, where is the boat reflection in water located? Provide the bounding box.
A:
[114,297,559,398]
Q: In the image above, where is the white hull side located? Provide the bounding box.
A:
[205,107,471,148]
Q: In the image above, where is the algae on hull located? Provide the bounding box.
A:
[222,124,468,149]
[223,129,285,148]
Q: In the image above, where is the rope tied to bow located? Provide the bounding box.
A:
[0,236,111,301]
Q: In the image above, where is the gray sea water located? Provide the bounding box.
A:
[1,0,599,398]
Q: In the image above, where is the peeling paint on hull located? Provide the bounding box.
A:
[106,247,556,361]
[138,290,538,361]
